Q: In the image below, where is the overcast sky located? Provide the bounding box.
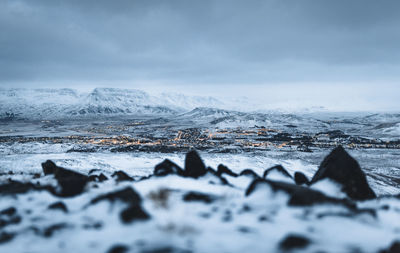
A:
[0,0,399,110]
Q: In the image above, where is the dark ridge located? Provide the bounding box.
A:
[311,146,376,200]
[217,164,238,177]
[263,165,292,179]
[239,169,260,178]
[0,180,37,195]
[154,159,184,176]
[183,192,216,204]
[90,187,142,206]
[245,178,355,207]
[184,150,206,178]
[48,201,68,213]
[294,171,309,185]
[279,234,311,250]
[111,171,134,182]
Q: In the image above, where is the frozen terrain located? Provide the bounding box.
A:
[0,88,399,253]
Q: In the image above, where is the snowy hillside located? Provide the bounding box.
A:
[0,88,226,119]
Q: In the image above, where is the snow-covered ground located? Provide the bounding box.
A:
[0,88,399,252]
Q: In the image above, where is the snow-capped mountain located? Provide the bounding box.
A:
[0,88,228,119]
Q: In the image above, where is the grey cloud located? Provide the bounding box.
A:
[0,0,399,84]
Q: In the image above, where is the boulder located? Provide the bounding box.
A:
[42,160,88,197]
[184,150,207,178]
[310,146,376,200]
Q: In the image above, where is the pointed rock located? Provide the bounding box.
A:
[294,171,309,185]
[184,150,206,178]
[263,165,292,180]
[217,164,238,177]
[41,160,88,197]
[311,146,376,200]
[154,159,184,176]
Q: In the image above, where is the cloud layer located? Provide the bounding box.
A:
[1,0,399,85]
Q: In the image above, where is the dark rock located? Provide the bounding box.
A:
[90,187,142,206]
[263,165,292,179]
[107,244,129,253]
[239,169,260,179]
[183,192,216,204]
[184,150,206,178]
[112,171,134,182]
[204,168,229,185]
[0,181,37,195]
[120,204,150,223]
[154,159,184,176]
[379,241,400,253]
[89,187,150,224]
[0,232,14,244]
[0,207,16,216]
[294,172,309,185]
[217,164,238,177]
[48,201,68,213]
[0,215,21,229]
[41,160,57,175]
[279,234,311,250]
[88,173,109,182]
[41,160,88,197]
[245,179,354,207]
[311,146,376,200]
[43,223,69,237]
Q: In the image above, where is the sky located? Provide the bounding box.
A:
[0,0,399,111]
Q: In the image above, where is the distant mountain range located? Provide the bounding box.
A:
[1,87,400,138]
[0,88,224,119]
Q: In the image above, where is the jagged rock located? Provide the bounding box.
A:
[217,164,238,177]
[263,165,292,180]
[48,202,68,213]
[90,187,141,205]
[88,173,108,182]
[41,160,88,197]
[183,191,216,204]
[246,179,353,207]
[279,234,311,250]
[120,204,150,223]
[111,171,133,182]
[184,150,206,178]
[89,187,150,224]
[239,169,260,179]
[310,146,376,200]
[41,160,57,175]
[294,171,309,185]
[379,241,400,253]
[0,181,37,195]
[154,159,184,176]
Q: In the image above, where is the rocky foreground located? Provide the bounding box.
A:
[0,146,399,253]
